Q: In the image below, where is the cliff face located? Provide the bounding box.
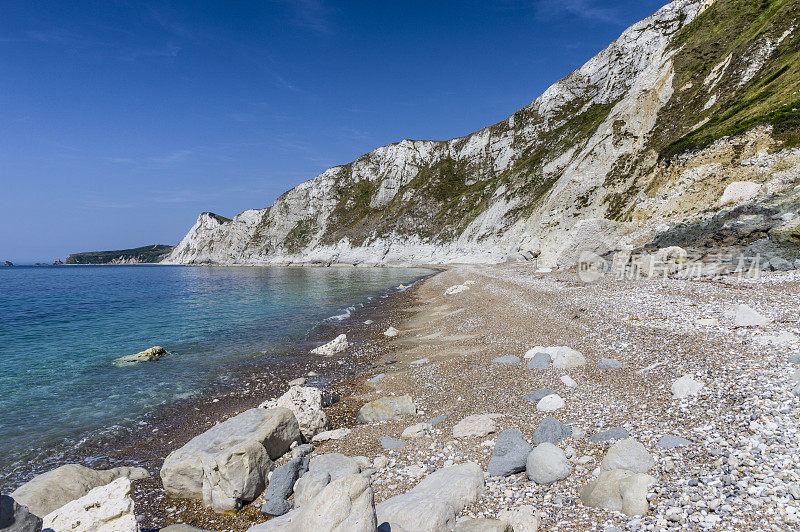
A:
[166,0,800,266]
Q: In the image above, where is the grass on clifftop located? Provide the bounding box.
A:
[658,0,800,159]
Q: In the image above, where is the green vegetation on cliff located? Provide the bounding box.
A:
[65,245,174,264]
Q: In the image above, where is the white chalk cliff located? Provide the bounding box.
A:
[166,0,800,266]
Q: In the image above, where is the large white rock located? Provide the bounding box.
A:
[376,463,485,531]
[260,386,329,439]
[10,464,150,518]
[581,469,656,516]
[718,181,763,206]
[357,395,417,423]
[383,327,400,338]
[248,474,377,532]
[160,407,300,511]
[42,477,137,532]
[452,414,497,439]
[670,375,704,399]
[310,334,350,356]
[601,438,655,474]
[734,304,770,327]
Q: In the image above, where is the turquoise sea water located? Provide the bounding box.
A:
[0,265,431,488]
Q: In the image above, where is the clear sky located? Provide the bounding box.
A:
[0,0,668,263]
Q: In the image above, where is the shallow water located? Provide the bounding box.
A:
[0,264,430,489]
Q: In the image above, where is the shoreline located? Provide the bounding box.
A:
[0,267,439,494]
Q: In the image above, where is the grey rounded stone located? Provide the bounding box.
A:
[308,453,360,481]
[492,355,521,364]
[657,435,691,449]
[598,358,623,369]
[523,388,555,403]
[260,456,309,516]
[589,427,629,442]
[380,436,406,450]
[487,429,533,477]
[526,442,571,484]
[293,470,331,507]
[527,353,552,369]
[532,417,572,445]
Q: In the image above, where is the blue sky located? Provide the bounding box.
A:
[0,0,667,263]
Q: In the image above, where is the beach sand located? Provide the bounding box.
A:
[130,264,800,529]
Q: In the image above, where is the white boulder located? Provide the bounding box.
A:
[42,477,137,532]
[383,327,400,338]
[526,443,572,484]
[601,438,655,474]
[453,414,497,439]
[376,463,485,531]
[357,395,417,423]
[734,304,770,327]
[581,469,656,516]
[497,505,540,532]
[260,386,329,440]
[718,181,763,206]
[160,407,300,512]
[536,394,565,412]
[10,464,150,518]
[311,334,350,356]
[312,428,351,442]
[671,375,704,399]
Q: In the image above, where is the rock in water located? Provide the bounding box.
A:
[260,457,309,516]
[601,438,655,474]
[0,494,43,532]
[310,334,350,356]
[160,407,300,512]
[532,417,572,446]
[536,394,565,412]
[581,469,656,516]
[42,478,137,532]
[733,304,770,327]
[526,443,572,485]
[670,375,704,398]
[260,386,329,440]
[497,506,541,532]
[488,429,533,477]
[293,470,331,507]
[357,395,417,423]
[114,345,168,365]
[10,464,150,518]
[383,327,400,338]
[588,427,629,443]
[453,414,497,438]
[308,453,361,481]
[376,463,485,532]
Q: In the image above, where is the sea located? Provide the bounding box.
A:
[0,264,432,490]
